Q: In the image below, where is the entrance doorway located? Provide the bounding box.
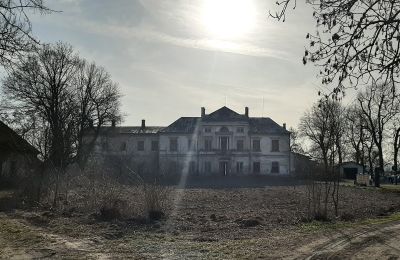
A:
[219,161,229,176]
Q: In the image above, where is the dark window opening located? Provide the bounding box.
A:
[252,139,261,152]
[138,140,145,151]
[253,162,260,173]
[205,161,212,172]
[272,140,280,152]
[236,162,244,173]
[151,140,159,151]
[120,142,127,151]
[205,138,212,151]
[220,136,229,151]
[189,161,196,174]
[237,140,244,151]
[170,138,178,152]
[271,161,280,173]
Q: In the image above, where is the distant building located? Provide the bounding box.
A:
[85,106,291,177]
[290,152,317,177]
[338,161,364,180]
[0,121,40,185]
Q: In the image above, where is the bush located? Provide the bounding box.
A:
[99,205,122,221]
[143,183,170,221]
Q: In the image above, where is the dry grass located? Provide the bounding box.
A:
[2,184,400,258]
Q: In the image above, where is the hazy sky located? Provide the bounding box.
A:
[30,0,329,128]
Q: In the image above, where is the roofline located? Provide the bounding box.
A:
[0,121,39,154]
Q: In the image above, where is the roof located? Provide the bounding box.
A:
[93,126,164,135]
[202,106,248,122]
[159,117,201,134]
[0,121,39,154]
[161,107,288,134]
[92,107,289,135]
[339,161,364,167]
[249,118,290,135]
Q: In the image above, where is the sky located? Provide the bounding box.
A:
[29,0,328,128]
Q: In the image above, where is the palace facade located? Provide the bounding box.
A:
[87,106,291,177]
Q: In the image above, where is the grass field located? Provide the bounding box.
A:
[1,185,400,259]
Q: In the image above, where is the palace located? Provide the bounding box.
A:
[86,106,291,177]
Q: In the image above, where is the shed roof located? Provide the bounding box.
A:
[0,121,39,154]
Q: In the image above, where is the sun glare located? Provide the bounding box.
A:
[201,0,256,39]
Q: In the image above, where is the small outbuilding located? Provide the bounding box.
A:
[338,161,364,180]
[0,121,40,186]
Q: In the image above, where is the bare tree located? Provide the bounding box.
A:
[389,99,400,176]
[0,0,52,65]
[344,104,366,165]
[357,82,399,187]
[272,0,400,94]
[74,61,121,168]
[1,42,122,206]
[299,98,344,219]
[2,42,79,168]
[289,126,304,153]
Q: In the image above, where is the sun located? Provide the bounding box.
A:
[201,0,256,39]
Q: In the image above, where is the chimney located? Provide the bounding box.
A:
[201,107,206,117]
[111,119,116,127]
[245,107,249,117]
[141,119,146,128]
[283,123,286,130]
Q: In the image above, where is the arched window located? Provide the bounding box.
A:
[220,126,229,132]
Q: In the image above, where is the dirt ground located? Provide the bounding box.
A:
[1,185,400,259]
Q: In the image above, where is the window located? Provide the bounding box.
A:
[252,139,261,152]
[170,138,178,152]
[236,162,244,173]
[188,139,192,150]
[189,161,196,174]
[151,140,159,151]
[205,161,212,172]
[137,140,145,151]
[205,138,212,151]
[271,161,280,173]
[204,127,211,133]
[120,142,127,151]
[220,126,229,132]
[237,140,244,151]
[220,136,229,151]
[237,127,244,133]
[253,162,261,173]
[272,139,280,152]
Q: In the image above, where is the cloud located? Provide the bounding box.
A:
[78,20,291,60]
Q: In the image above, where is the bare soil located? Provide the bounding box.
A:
[1,185,400,259]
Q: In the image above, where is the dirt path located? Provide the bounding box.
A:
[299,221,400,259]
[0,213,110,259]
